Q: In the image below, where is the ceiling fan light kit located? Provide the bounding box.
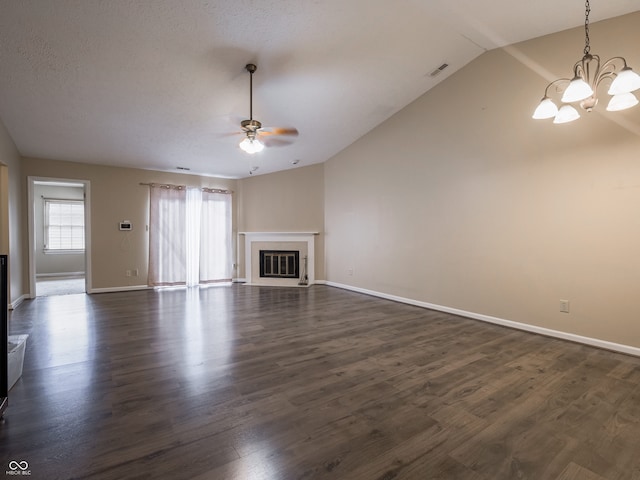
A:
[532,0,640,124]
[239,136,265,154]
[236,63,298,155]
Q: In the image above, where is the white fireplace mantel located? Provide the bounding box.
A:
[240,232,318,286]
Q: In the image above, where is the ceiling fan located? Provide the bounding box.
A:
[235,63,298,154]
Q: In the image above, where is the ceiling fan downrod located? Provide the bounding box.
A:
[241,63,261,131]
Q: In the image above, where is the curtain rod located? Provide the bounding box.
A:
[139,183,232,194]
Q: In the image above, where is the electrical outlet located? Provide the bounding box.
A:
[347,268,353,276]
[560,300,570,313]
[126,270,131,277]
[133,269,138,277]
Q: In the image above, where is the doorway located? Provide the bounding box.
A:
[27,177,92,297]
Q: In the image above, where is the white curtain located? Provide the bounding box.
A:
[199,190,232,283]
[148,185,187,286]
[148,185,232,287]
[185,188,202,287]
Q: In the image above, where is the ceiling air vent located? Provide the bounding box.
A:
[429,63,449,77]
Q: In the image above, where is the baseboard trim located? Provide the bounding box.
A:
[325,281,640,358]
[89,285,152,294]
[9,294,28,310]
[36,272,84,279]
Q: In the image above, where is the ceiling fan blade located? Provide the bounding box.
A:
[261,137,296,148]
[215,131,244,138]
[258,127,299,137]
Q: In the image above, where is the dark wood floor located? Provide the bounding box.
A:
[2,285,640,479]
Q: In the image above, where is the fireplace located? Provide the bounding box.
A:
[260,250,300,278]
[240,232,318,286]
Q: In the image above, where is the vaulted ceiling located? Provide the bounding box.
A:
[1,1,638,178]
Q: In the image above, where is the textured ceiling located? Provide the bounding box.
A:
[0,0,639,178]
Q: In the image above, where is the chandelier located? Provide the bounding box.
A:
[532,0,640,124]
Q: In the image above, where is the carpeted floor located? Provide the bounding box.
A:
[36,276,85,296]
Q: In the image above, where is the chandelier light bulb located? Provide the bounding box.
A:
[532,97,559,119]
[608,67,640,96]
[606,92,639,112]
[561,76,594,103]
[553,105,580,124]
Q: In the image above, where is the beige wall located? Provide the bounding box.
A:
[0,117,25,306]
[22,157,238,290]
[325,12,640,348]
[238,163,325,280]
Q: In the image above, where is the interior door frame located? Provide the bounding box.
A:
[27,176,92,297]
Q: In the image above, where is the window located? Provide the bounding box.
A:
[44,199,85,252]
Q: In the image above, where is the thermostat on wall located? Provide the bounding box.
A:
[119,221,132,231]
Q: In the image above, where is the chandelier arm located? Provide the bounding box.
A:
[544,78,571,98]
[599,57,628,76]
[593,57,627,91]
[573,61,585,80]
[574,54,600,86]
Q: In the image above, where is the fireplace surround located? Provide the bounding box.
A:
[240,232,318,286]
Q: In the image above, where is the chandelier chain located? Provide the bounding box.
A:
[584,0,591,55]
